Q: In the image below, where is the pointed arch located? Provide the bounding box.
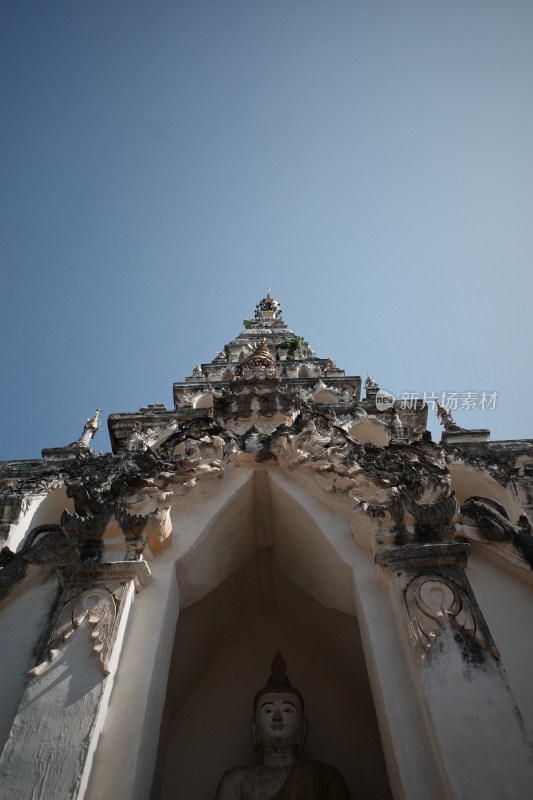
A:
[87,466,440,800]
[148,468,391,799]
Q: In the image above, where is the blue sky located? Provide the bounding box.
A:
[2,1,532,459]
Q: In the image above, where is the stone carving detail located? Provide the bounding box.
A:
[127,419,179,451]
[274,412,457,544]
[30,561,151,676]
[72,585,121,666]
[61,503,172,558]
[460,496,516,541]
[235,339,276,378]
[458,496,533,569]
[39,585,123,675]
[404,490,458,541]
[389,409,404,440]
[405,575,498,659]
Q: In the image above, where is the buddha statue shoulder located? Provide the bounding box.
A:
[215,652,351,800]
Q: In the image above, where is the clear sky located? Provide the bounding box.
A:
[2,1,532,459]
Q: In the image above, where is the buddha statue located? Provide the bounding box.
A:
[215,652,351,800]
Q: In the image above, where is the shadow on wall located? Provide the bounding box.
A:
[7,486,74,554]
[450,464,522,522]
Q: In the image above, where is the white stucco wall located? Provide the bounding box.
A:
[467,544,533,736]
[0,573,58,754]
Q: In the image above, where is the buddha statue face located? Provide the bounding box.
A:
[251,691,308,752]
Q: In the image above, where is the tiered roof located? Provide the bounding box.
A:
[107,292,427,454]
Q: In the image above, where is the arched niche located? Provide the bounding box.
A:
[450,463,522,522]
[6,485,74,553]
[314,390,338,404]
[344,419,390,447]
[149,470,392,800]
[194,393,214,410]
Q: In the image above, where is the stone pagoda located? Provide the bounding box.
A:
[0,293,532,800]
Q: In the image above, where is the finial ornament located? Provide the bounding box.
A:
[435,401,459,431]
[255,292,283,321]
[70,409,101,449]
[86,409,101,430]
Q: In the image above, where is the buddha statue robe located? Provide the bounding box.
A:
[271,759,351,799]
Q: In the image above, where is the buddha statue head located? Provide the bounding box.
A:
[251,652,308,754]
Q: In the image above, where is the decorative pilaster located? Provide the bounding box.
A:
[377,541,533,800]
[377,541,499,662]
[0,559,151,800]
[30,561,152,677]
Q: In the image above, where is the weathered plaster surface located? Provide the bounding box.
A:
[85,556,179,800]
[421,624,533,800]
[0,575,58,753]
[467,545,533,735]
[351,551,449,800]
[0,580,135,800]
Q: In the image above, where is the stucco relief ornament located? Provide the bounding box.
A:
[60,503,172,557]
[404,575,500,660]
[29,576,138,677]
[41,586,120,675]
[170,435,225,474]
[235,339,276,378]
